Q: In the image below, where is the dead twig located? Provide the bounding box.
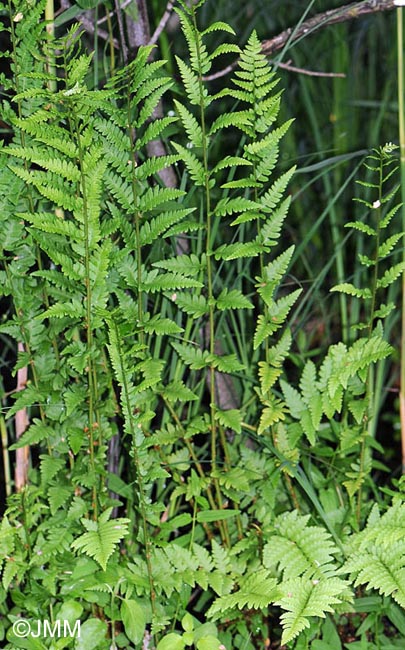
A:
[203,0,396,81]
[14,342,29,491]
[276,61,346,78]
[148,0,176,46]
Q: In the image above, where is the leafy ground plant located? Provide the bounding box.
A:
[1,1,405,649]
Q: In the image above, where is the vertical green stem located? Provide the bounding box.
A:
[190,9,217,486]
[71,110,98,516]
[356,157,383,523]
[397,8,405,472]
[110,319,157,624]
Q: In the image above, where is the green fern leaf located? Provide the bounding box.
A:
[345,220,376,236]
[244,120,293,156]
[276,577,349,645]
[259,197,291,245]
[207,569,278,619]
[135,80,174,128]
[380,202,403,228]
[216,288,253,311]
[105,171,133,212]
[39,455,65,486]
[258,362,282,393]
[143,315,183,336]
[173,100,204,147]
[9,418,50,449]
[215,197,261,217]
[71,508,130,571]
[254,315,273,350]
[139,186,185,212]
[343,543,405,607]
[376,232,404,259]
[262,166,296,211]
[139,208,195,245]
[6,146,81,182]
[172,342,209,369]
[209,111,253,135]
[176,57,201,106]
[48,486,72,515]
[256,246,295,304]
[19,211,82,241]
[214,409,242,434]
[38,299,85,320]
[153,253,205,276]
[331,283,372,299]
[280,380,305,419]
[373,302,396,319]
[209,43,241,62]
[258,398,287,433]
[267,329,292,366]
[172,143,206,185]
[212,156,252,173]
[263,511,339,580]
[137,117,179,148]
[161,381,198,403]
[8,165,82,212]
[202,21,236,36]
[214,241,263,261]
[206,352,245,373]
[376,262,405,289]
[174,293,209,318]
[135,155,181,182]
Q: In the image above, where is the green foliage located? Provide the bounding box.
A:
[1,1,405,649]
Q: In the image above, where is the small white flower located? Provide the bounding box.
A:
[171,293,177,301]
[167,110,175,117]
[63,82,81,96]
[312,579,319,585]
[372,200,381,209]
[13,12,23,21]
[186,142,193,149]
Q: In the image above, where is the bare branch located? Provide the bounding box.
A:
[262,0,395,57]
[148,0,176,46]
[15,342,29,491]
[276,61,346,78]
[203,0,396,81]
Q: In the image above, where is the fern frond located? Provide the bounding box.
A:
[214,241,264,261]
[261,166,296,211]
[71,508,130,571]
[173,100,204,147]
[257,397,287,433]
[216,288,253,310]
[172,142,205,185]
[175,57,201,106]
[207,569,278,619]
[331,283,372,299]
[376,262,405,289]
[174,293,209,318]
[214,409,242,434]
[141,270,203,293]
[139,186,185,213]
[153,253,205,276]
[142,315,183,336]
[275,577,350,645]
[135,155,181,182]
[139,208,195,245]
[263,511,339,580]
